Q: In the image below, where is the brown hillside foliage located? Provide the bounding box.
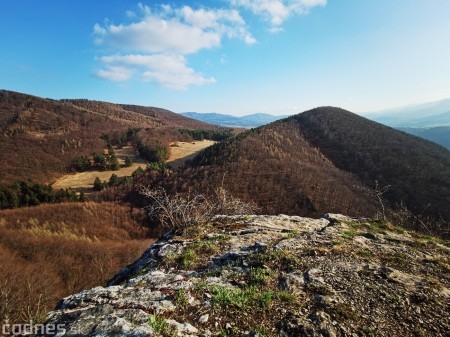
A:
[0,90,223,185]
[0,202,153,325]
[133,107,450,236]
[120,104,221,130]
[138,121,379,219]
[65,99,220,130]
[290,107,450,222]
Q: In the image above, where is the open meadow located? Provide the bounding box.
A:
[51,140,215,191]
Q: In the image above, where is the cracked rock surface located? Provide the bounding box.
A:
[27,214,449,336]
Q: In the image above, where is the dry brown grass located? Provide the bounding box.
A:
[51,141,216,191]
[167,140,216,169]
[0,202,153,325]
[51,147,148,191]
[0,90,223,186]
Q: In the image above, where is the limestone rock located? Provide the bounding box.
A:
[27,214,449,337]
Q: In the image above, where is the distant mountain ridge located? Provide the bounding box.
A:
[180,111,289,127]
[364,98,450,127]
[398,126,450,150]
[363,98,450,149]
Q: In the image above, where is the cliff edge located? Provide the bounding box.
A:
[27,214,449,336]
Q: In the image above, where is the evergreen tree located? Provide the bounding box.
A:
[132,167,144,179]
[109,174,119,187]
[124,156,133,167]
[109,154,120,170]
[93,177,103,191]
[93,153,107,170]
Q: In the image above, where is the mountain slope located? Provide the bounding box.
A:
[0,201,152,324]
[66,100,217,130]
[0,90,219,184]
[287,107,450,221]
[144,107,450,229]
[399,126,450,150]
[144,115,379,218]
[180,111,289,127]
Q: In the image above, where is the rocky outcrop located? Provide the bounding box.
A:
[27,214,449,336]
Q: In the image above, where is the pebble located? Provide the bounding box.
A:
[198,314,209,324]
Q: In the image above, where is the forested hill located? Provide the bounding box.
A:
[65,100,218,130]
[289,107,450,222]
[143,114,380,219]
[0,90,219,184]
[142,107,450,233]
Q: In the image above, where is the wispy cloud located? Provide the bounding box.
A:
[231,0,326,29]
[96,66,133,82]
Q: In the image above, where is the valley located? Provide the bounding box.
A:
[0,91,449,331]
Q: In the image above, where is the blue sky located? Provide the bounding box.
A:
[1,0,450,116]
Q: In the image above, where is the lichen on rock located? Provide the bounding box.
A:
[27,214,449,337]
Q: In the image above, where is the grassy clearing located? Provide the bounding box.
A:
[167,140,216,169]
[52,146,148,192]
[187,270,299,336]
[160,237,226,270]
[52,141,215,191]
[339,219,404,240]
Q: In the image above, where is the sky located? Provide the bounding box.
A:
[1,0,450,116]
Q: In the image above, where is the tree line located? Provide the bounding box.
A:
[178,129,233,141]
[0,179,81,209]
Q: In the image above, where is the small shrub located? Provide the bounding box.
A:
[124,156,133,167]
[140,186,257,233]
[93,177,104,191]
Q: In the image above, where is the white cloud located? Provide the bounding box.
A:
[178,6,256,44]
[98,54,215,90]
[96,66,133,82]
[231,0,326,28]
[93,17,221,54]
[269,26,284,33]
[93,3,255,89]
[93,1,323,89]
[93,5,256,53]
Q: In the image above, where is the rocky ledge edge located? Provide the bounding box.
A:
[25,214,449,337]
